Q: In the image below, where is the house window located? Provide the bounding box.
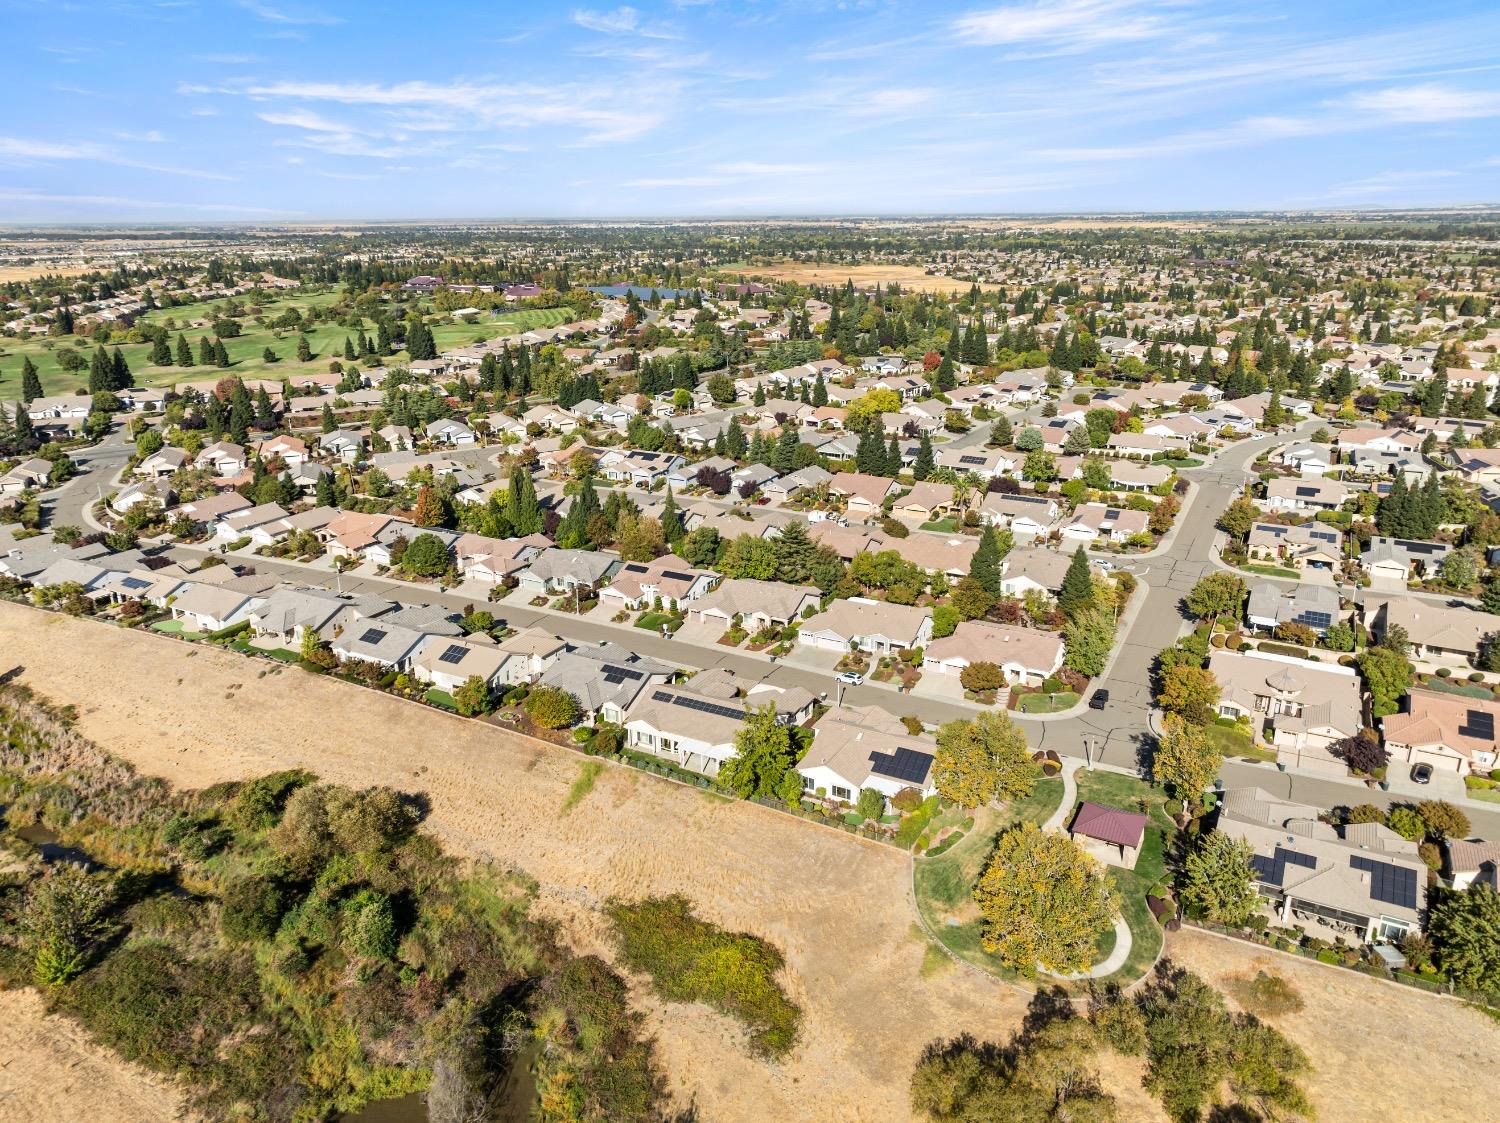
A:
[800,775,814,791]
[832,786,851,801]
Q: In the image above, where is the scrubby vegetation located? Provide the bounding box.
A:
[606,894,802,1060]
[0,685,667,1121]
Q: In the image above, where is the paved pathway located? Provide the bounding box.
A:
[1041,759,1079,831]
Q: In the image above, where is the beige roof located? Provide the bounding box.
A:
[1383,690,1500,762]
[897,481,956,512]
[1370,598,1500,656]
[800,598,930,645]
[1208,649,1362,738]
[691,578,820,621]
[926,621,1063,674]
[412,636,509,681]
[830,472,898,506]
[798,705,937,791]
[900,531,980,575]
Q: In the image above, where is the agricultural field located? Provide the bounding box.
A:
[0,293,573,398]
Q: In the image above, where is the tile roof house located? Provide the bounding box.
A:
[796,597,933,655]
[797,705,939,804]
[998,546,1076,597]
[1262,476,1350,513]
[515,548,620,595]
[537,641,675,722]
[410,635,511,691]
[327,618,428,670]
[169,581,265,633]
[1365,597,1500,668]
[1382,690,1500,776]
[135,446,189,479]
[830,472,900,518]
[597,554,717,612]
[981,493,1061,537]
[1218,787,1424,944]
[686,578,821,632]
[1208,650,1362,763]
[1061,503,1149,544]
[1360,537,1450,583]
[892,481,957,523]
[923,621,1064,686]
[1246,522,1344,571]
[1245,582,1343,634]
[249,585,348,646]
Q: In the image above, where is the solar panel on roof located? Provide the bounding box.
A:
[959,454,986,465]
[868,746,934,784]
[1350,855,1418,910]
[1459,711,1496,740]
[600,664,643,680]
[120,576,150,590]
[660,570,693,582]
[667,694,745,720]
[359,628,387,644]
[1250,845,1317,888]
[1294,485,1319,497]
[437,643,467,665]
[1299,611,1333,629]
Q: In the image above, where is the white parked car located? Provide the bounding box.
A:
[835,670,865,686]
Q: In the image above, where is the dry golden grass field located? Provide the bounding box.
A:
[726,262,999,294]
[2,601,1496,1122]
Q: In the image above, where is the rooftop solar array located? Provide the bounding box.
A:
[1350,855,1419,910]
[959,454,986,465]
[660,570,693,582]
[650,689,745,721]
[1297,611,1334,630]
[600,663,644,681]
[1248,845,1318,888]
[868,746,934,784]
[1459,710,1496,741]
[359,628,388,645]
[437,643,468,665]
[120,576,151,590]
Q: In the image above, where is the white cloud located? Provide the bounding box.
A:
[1329,169,1460,196]
[115,129,167,143]
[240,79,667,143]
[257,108,364,134]
[1344,83,1500,123]
[0,188,297,216]
[235,0,341,26]
[0,136,234,180]
[953,0,1171,53]
[711,161,829,175]
[572,6,675,38]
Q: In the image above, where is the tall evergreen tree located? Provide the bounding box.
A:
[175,333,193,367]
[556,476,600,549]
[506,466,542,535]
[150,332,172,366]
[110,346,130,390]
[660,486,684,545]
[884,434,902,477]
[343,336,356,361]
[254,386,275,430]
[214,339,231,367]
[198,336,215,365]
[812,372,828,406]
[969,524,1004,597]
[88,346,111,394]
[1058,547,1095,617]
[19,357,42,403]
[913,432,934,480]
[724,415,747,459]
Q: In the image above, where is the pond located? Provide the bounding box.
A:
[341,1038,540,1123]
[9,821,101,867]
[588,284,693,300]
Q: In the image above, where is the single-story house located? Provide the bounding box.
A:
[686,578,821,632]
[169,582,263,633]
[922,621,1064,686]
[597,554,717,612]
[1208,649,1362,760]
[1382,690,1500,776]
[797,704,939,804]
[1262,476,1350,513]
[515,548,620,596]
[1068,802,1148,869]
[796,597,933,655]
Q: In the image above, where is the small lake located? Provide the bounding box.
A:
[10,822,100,867]
[341,1038,540,1123]
[589,284,693,300]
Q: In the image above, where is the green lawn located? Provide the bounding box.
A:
[424,688,458,711]
[150,618,207,640]
[1160,457,1204,469]
[912,779,1067,984]
[635,611,677,633]
[0,294,573,398]
[919,516,962,533]
[1017,691,1080,714]
[1072,769,1173,983]
[1203,721,1274,762]
[1418,677,1498,701]
[1465,782,1500,805]
[1238,563,1301,579]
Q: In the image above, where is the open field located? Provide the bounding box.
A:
[722,261,1000,293]
[0,264,94,282]
[2,601,1496,1122]
[0,988,185,1123]
[0,295,572,398]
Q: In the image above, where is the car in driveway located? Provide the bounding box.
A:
[835,670,865,686]
[1411,763,1433,785]
[1088,688,1110,710]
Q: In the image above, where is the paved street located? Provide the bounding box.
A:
[50,414,1500,834]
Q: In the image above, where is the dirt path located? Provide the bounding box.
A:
[1,602,1491,1122]
[0,989,186,1122]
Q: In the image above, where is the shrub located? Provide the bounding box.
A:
[959,661,1005,693]
[1225,970,1305,1018]
[524,686,580,730]
[856,788,886,821]
[606,895,801,1059]
[891,787,924,813]
[220,876,285,943]
[1385,806,1425,841]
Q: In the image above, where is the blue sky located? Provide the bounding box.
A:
[4,0,1499,221]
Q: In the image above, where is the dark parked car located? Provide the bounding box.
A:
[1411,763,1433,785]
[1088,689,1110,711]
